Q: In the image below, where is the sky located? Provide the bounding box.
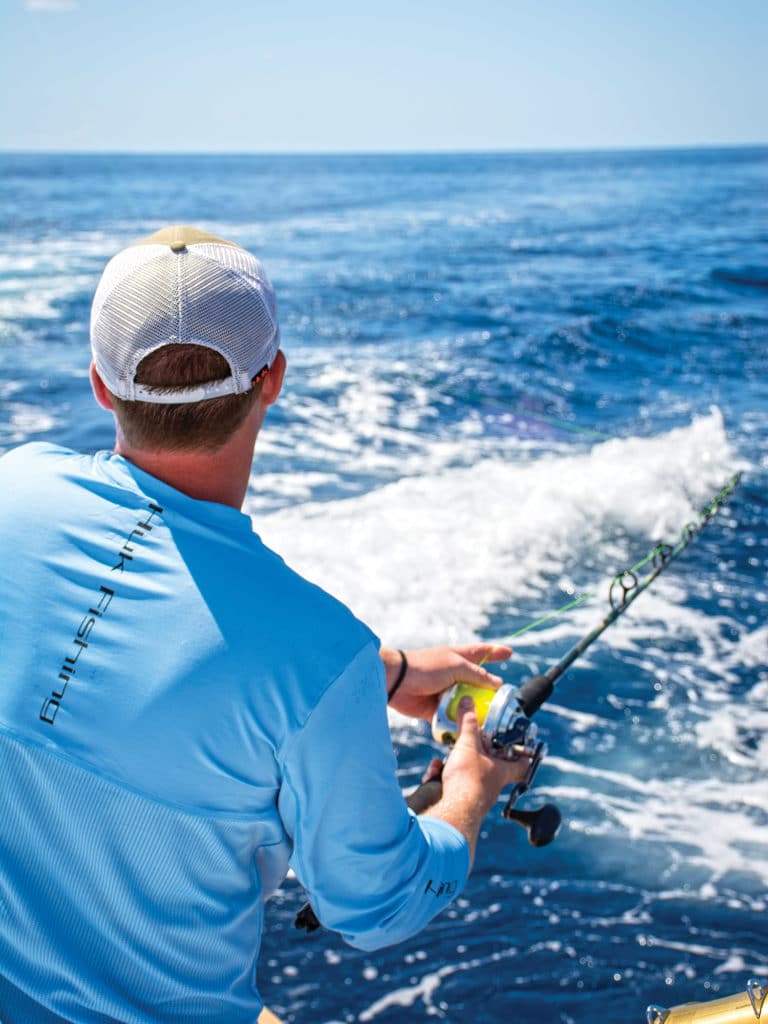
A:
[1,0,766,153]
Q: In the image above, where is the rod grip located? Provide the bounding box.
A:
[517,673,554,716]
[406,778,443,814]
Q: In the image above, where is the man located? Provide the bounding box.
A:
[0,226,531,1023]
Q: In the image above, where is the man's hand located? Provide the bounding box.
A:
[424,696,532,868]
[380,644,512,722]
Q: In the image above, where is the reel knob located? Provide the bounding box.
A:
[503,802,562,846]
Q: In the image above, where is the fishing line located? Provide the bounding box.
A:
[507,592,593,640]
[479,472,743,667]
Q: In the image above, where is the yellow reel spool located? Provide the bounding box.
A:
[432,682,499,746]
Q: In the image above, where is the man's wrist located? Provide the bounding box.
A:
[380,647,407,693]
[387,649,408,701]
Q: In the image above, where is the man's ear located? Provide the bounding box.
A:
[262,350,286,407]
[90,361,115,411]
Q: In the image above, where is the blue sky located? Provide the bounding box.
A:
[2,0,765,152]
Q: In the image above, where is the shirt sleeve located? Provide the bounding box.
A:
[277,642,470,951]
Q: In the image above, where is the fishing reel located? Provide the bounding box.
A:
[428,680,561,846]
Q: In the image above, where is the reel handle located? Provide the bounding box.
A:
[503,803,561,846]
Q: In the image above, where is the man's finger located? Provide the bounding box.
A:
[455,696,482,750]
[421,757,444,784]
[450,643,512,666]
[449,656,509,690]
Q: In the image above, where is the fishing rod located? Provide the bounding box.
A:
[497,470,741,717]
[295,473,742,933]
[415,472,743,845]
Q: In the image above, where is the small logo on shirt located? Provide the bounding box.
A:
[39,502,163,725]
[424,878,459,899]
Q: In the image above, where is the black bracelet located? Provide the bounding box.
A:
[387,649,408,701]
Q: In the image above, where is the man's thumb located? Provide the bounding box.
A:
[455,696,481,749]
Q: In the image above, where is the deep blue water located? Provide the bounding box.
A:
[0,149,766,1022]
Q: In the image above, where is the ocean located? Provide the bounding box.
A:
[0,148,766,1022]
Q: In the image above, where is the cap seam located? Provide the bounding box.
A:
[176,247,184,345]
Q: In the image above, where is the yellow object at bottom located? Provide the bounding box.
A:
[649,981,766,1022]
[258,1008,284,1024]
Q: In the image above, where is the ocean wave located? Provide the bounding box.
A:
[252,408,739,647]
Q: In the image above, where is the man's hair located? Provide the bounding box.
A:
[109,344,262,453]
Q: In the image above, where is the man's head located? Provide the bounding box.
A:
[90,226,282,452]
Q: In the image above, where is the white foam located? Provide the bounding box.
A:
[1,404,59,444]
[0,231,120,321]
[247,347,513,514]
[251,408,739,648]
[221,204,521,251]
[357,946,520,1021]
[546,756,768,887]
[0,274,93,320]
[723,626,768,671]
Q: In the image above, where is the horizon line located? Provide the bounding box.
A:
[1,141,767,159]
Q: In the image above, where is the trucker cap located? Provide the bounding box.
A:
[90,225,281,404]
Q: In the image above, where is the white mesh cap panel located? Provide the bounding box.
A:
[90,237,280,403]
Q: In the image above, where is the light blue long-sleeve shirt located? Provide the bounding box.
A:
[0,443,469,1024]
